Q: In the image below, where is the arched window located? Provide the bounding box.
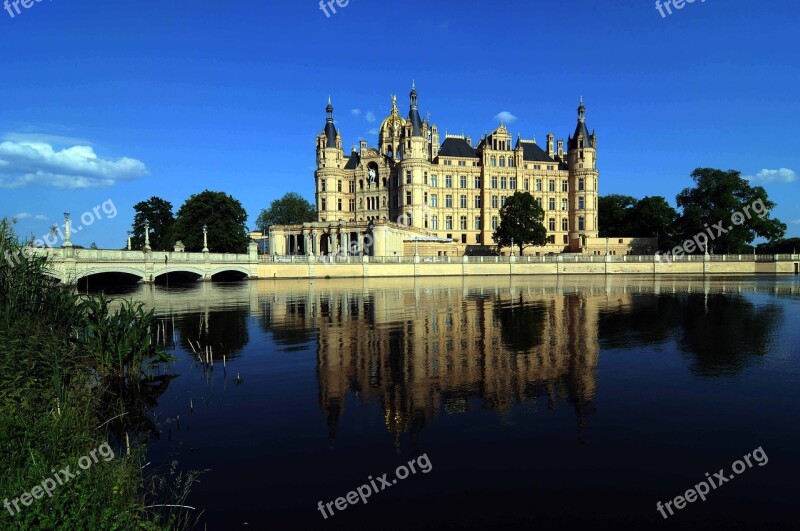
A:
[359,180,364,190]
[490,156,496,167]
[508,157,515,167]
[499,157,505,167]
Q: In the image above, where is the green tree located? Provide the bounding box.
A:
[756,237,800,254]
[493,191,547,255]
[255,192,316,231]
[131,196,175,251]
[629,196,679,250]
[598,194,637,237]
[172,190,250,253]
[676,168,786,253]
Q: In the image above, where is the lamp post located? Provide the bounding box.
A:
[606,236,609,256]
[202,224,209,252]
[143,219,151,252]
[62,211,73,247]
[510,237,514,256]
[126,231,132,251]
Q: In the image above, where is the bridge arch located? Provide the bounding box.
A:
[153,266,205,283]
[209,266,252,281]
[72,267,146,284]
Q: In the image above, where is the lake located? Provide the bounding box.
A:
[124,275,799,530]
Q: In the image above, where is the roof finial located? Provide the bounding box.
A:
[412,79,416,90]
[328,94,331,105]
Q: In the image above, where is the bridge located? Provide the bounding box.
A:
[29,242,260,285]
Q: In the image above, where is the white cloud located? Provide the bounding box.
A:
[34,214,48,221]
[0,140,148,189]
[14,212,32,220]
[494,111,518,124]
[3,132,93,146]
[745,168,797,184]
[351,109,361,116]
[365,112,376,123]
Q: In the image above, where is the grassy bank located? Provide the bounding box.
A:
[0,219,198,530]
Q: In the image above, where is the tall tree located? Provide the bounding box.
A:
[628,196,679,251]
[598,194,636,237]
[255,192,316,231]
[172,190,250,253]
[676,168,786,253]
[493,192,547,255]
[131,197,175,251]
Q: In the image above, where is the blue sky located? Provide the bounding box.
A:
[1,0,798,247]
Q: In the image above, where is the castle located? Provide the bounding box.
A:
[315,83,599,254]
[267,83,654,257]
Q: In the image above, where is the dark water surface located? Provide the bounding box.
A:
[131,276,799,530]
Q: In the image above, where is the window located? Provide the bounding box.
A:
[445,216,453,230]
[432,216,438,229]
[337,199,342,211]
[548,180,555,192]
[349,199,355,212]
[535,179,542,192]
[549,197,556,210]
[562,218,569,231]
[491,195,499,208]
[406,171,412,185]
[501,196,507,207]
[445,175,453,188]
[460,195,467,208]
[491,176,498,189]
[579,178,585,191]
[406,192,412,206]
[547,165,554,171]
[476,234,482,243]
[535,197,542,207]
[445,194,453,208]
[460,216,467,230]
[500,177,507,189]
[491,216,499,230]
[490,156,497,167]
[321,198,327,210]
[431,194,438,207]
[424,214,428,228]
[474,176,481,188]
[562,198,568,211]
[424,192,428,205]
[474,196,482,208]
[578,196,585,210]
[534,164,541,170]
[349,181,355,193]
[321,179,326,192]
[578,216,585,231]
[562,180,568,192]
[510,177,517,189]
[338,180,342,192]
[563,235,569,244]
[424,172,428,185]
[458,160,466,167]
[499,157,505,167]
[549,218,556,231]
[508,157,515,168]
[475,216,481,230]
[431,175,438,187]
[460,175,467,188]
[444,160,452,166]
[524,178,529,191]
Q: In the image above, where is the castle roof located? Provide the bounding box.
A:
[438,137,478,158]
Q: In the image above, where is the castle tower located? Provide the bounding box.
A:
[315,96,345,222]
[397,81,431,227]
[567,97,599,247]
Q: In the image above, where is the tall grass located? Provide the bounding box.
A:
[0,219,199,530]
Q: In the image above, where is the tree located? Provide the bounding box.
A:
[172,190,249,253]
[675,168,786,254]
[598,194,636,237]
[131,197,175,251]
[493,192,547,255]
[628,196,679,251]
[756,237,800,254]
[255,192,316,231]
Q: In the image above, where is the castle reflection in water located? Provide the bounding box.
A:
[133,276,793,446]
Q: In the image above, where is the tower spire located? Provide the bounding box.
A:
[324,96,337,147]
